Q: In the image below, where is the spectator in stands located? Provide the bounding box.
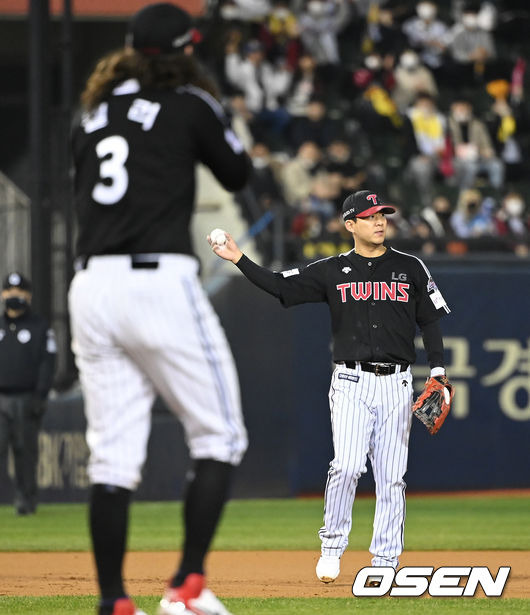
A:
[298,0,350,68]
[279,141,323,206]
[403,93,447,206]
[349,52,401,132]
[259,0,301,69]
[493,191,528,239]
[289,174,345,260]
[226,94,255,152]
[409,222,438,255]
[286,53,324,117]
[245,142,287,263]
[448,0,496,82]
[448,98,504,190]
[450,188,495,237]
[351,50,396,95]
[407,194,456,254]
[362,6,407,58]
[287,97,341,150]
[290,211,323,244]
[384,205,413,240]
[393,49,438,112]
[290,211,353,261]
[293,173,339,223]
[224,36,292,144]
[323,139,367,202]
[451,0,498,32]
[248,142,285,211]
[323,139,365,181]
[219,0,272,22]
[483,79,528,182]
[417,195,456,239]
[402,1,450,75]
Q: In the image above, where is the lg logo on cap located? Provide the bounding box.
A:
[366,194,378,205]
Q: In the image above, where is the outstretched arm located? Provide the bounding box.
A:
[420,319,445,376]
[208,232,281,298]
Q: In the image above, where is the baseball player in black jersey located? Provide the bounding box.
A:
[209,189,451,586]
[69,4,251,615]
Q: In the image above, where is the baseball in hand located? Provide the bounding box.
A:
[210,228,227,246]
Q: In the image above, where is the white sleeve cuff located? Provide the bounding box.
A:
[430,367,446,377]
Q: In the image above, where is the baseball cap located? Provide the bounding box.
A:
[342,190,396,221]
[2,271,32,291]
[126,3,202,55]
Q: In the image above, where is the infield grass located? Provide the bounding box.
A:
[1,496,528,613]
[0,596,527,614]
[0,495,529,552]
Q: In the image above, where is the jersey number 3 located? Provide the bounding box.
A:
[92,135,129,206]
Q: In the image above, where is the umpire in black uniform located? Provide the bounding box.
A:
[0,272,56,514]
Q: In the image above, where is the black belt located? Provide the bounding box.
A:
[75,254,160,271]
[343,361,408,376]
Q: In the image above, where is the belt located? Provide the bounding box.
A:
[75,254,160,271]
[343,361,408,376]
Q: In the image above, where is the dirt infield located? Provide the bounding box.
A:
[1,551,528,598]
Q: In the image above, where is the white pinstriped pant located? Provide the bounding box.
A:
[68,254,247,491]
[319,363,413,568]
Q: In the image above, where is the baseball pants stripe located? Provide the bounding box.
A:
[319,364,412,568]
[69,255,248,491]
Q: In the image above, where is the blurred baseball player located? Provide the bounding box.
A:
[69,4,251,615]
[209,190,451,586]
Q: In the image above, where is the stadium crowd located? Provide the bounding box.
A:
[196,0,530,262]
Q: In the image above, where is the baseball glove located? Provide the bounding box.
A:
[412,375,454,435]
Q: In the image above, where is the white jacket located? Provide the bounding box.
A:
[225,53,292,113]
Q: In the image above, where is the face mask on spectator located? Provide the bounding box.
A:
[307,1,328,17]
[477,9,495,31]
[252,157,269,169]
[273,8,290,19]
[504,198,524,217]
[365,55,382,70]
[400,52,419,70]
[462,13,478,29]
[417,102,435,116]
[452,109,471,122]
[417,3,436,21]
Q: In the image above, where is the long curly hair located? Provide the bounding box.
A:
[81,48,219,111]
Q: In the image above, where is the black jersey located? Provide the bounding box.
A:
[71,80,252,257]
[273,247,450,364]
[0,311,56,397]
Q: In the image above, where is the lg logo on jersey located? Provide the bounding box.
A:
[352,566,511,597]
[336,282,410,303]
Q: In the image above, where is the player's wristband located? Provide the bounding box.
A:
[430,367,446,378]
